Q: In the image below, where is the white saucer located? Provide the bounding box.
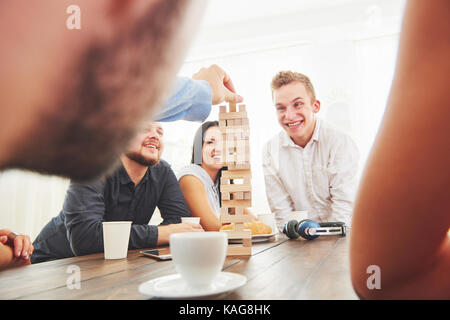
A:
[138,272,247,298]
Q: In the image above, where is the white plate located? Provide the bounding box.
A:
[252,232,277,239]
[229,232,277,243]
[138,272,247,298]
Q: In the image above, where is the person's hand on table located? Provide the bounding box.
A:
[168,222,204,233]
[192,64,243,105]
[0,229,34,261]
[156,222,204,245]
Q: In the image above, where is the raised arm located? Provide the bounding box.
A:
[155,65,243,122]
[155,77,212,122]
[350,0,450,299]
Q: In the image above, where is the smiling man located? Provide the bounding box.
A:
[31,122,202,263]
[262,71,359,231]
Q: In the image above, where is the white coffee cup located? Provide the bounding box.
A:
[290,211,308,222]
[181,217,201,225]
[102,221,132,260]
[257,213,277,234]
[170,232,227,288]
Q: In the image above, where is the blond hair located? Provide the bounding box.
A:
[271,71,316,102]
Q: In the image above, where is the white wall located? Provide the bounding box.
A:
[0,0,405,240]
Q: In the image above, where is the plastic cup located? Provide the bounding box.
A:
[102,221,132,260]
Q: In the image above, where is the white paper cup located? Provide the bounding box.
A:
[257,213,277,234]
[170,232,227,288]
[102,221,132,260]
[290,211,308,222]
[181,217,201,224]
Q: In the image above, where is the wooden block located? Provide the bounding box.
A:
[229,102,236,112]
[236,138,246,148]
[221,192,230,200]
[227,245,252,256]
[219,105,227,113]
[238,104,246,112]
[221,199,252,208]
[234,119,242,126]
[227,164,237,170]
[242,238,252,247]
[218,111,247,120]
[225,139,236,148]
[236,141,246,158]
[220,214,253,224]
[235,222,245,231]
[244,192,251,200]
[227,119,234,127]
[235,192,244,200]
[236,152,246,165]
[221,230,251,240]
[221,184,252,193]
[225,160,237,167]
[219,120,226,128]
[221,207,234,215]
[237,152,250,164]
[220,177,230,185]
[222,170,252,179]
[234,163,251,170]
[221,129,249,140]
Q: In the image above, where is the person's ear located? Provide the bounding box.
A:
[313,100,321,113]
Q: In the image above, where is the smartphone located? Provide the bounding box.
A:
[140,248,172,260]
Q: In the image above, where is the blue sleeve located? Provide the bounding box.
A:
[155,77,212,122]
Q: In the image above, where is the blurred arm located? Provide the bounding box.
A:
[155,77,212,122]
[350,0,450,299]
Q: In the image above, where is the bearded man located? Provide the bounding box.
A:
[31,122,202,263]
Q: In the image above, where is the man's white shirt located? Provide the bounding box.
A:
[262,118,359,231]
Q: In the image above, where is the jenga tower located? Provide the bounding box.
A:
[219,102,252,256]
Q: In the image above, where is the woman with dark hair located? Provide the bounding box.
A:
[178,121,257,231]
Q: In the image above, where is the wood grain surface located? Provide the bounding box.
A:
[0,234,357,300]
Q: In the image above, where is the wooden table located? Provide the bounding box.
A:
[0,233,357,300]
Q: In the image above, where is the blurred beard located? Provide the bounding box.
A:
[6,0,199,182]
[125,151,159,167]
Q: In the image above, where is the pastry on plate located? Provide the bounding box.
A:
[220,220,272,235]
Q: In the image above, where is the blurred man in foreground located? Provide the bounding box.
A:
[0,1,242,270]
